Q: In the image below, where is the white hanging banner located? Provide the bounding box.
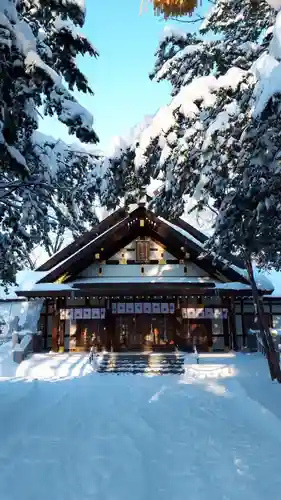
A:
[100,308,106,319]
[74,308,83,319]
[143,303,152,314]
[112,303,117,314]
[204,308,213,318]
[181,307,187,318]
[60,309,66,320]
[83,308,92,319]
[222,308,228,319]
[65,309,73,320]
[134,303,143,314]
[161,303,169,314]
[92,308,100,319]
[169,303,175,314]
[152,303,161,314]
[186,308,196,318]
[117,303,126,314]
[126,303,134,314]
[195,308,204,318]
[213,308,222,319]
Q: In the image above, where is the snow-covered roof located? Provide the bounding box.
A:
[7,205,280,298]
[0,270,47,300]
[263,270,281,297]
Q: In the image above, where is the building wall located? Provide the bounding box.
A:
[79,263,210,279]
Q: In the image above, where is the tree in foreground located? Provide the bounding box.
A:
[0,0,99,284]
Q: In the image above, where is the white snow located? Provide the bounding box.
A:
[0,270,47,300]
[159,25,187,42]
[203,101,239,151]
[6,145,28,169]
[252,12,281,116]
[263,269,281,297]
[132,68,246,171]
[252,53,281,116]
[59,98,94,129]
[0,351,281,499]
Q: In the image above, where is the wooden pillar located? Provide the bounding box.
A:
[44,298,48,350]
[58,297,66,352]
[222,297,230,350]
[269,300,273,329]
[228,297,237,350]
[241,298,246,348]
[51,298,60,352]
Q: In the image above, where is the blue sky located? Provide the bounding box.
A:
[40,0,207,151]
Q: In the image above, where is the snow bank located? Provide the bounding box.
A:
[0,341,17,378]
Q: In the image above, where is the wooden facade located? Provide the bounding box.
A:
[18,205,277,354]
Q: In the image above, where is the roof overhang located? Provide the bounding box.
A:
[15,280,267,298]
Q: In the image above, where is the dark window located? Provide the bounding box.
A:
[136,241,150,263]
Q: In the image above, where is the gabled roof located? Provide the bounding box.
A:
[37,204,249,286]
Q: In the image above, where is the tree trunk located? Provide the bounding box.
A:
[245,258,281,383]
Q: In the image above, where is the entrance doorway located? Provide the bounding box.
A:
[113,315,175,351]
[179,319,212,352]
[189,320,211,352]
[74,319,107,352]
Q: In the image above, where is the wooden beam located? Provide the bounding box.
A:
[51,300,60,352]
[44,298,48,350]
[228,297,237,350]
[241,298,246,348]
[222,297,230,349]
[58,298,66,352]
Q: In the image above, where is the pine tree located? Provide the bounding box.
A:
[0,0,100,284]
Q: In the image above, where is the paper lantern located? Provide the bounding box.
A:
[152,0,198,17]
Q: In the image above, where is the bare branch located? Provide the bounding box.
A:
[165,14,205,24]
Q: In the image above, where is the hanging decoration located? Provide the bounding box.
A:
[141,0,198,17]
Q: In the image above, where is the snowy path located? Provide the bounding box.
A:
[0,353,281,500]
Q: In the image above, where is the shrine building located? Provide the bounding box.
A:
[16,204,278,353]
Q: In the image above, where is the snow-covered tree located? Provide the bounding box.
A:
[0,0,100,283]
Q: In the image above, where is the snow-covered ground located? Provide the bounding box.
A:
[0,349,281,500]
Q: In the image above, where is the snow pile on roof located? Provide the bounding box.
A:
[0,270,47,300]
[263,270,281,297]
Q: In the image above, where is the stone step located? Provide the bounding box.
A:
[99,365,184,372]
[98,368,185,374]
[96,353,185,374]
[99,361,183,367]
[99,355,184,362]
